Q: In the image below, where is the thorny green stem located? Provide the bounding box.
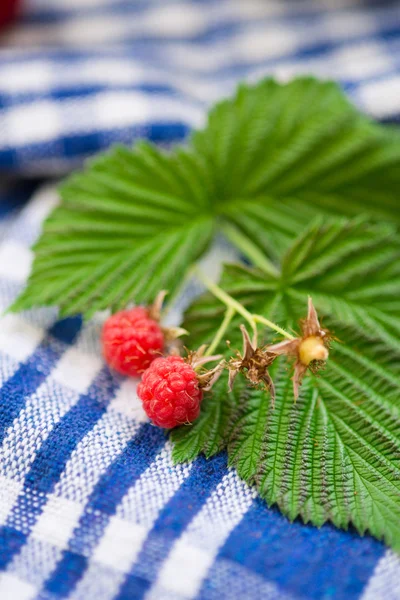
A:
[194,267,259,345]
[194,266,295,344]
[205,306,235,357]
[221,222,280,278]
[253,314,295,340]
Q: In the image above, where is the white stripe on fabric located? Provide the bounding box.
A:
[51,347,102,395]
[0,352,20,392]
[31,495,84,549]
[0,475,23,527]
[0,573,36,600]
[361,550,400,600]
[0,243,32,283]
[0,315,44,363]
[4,101,62,146]
[0,92,203,150]
[108,379,148,423]
[356,76,400,117]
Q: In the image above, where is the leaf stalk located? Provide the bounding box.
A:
[194,266,294,344]
[204,305,235,357]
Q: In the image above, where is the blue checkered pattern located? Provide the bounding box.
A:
[1,0,400,174]
[0,1,400,599]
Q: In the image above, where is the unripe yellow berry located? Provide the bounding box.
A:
[299,336,329,366]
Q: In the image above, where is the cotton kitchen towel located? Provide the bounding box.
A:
[0,1,400,599]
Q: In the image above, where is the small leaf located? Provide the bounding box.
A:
[11,78,400,317]
[171,219,400,551]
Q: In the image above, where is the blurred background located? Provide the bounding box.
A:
[0,0,399,183]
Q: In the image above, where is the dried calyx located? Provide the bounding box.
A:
[149,290,188,342]
[223,298,332,403]
[156,280,332,405]
[228,325,276,403]
[268,297,331,400]
[195,270,333,404]
[186,345,224,391]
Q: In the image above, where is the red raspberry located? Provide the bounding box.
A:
[102,307,164,377]
[137,355,202,428]
[0,0,20,30]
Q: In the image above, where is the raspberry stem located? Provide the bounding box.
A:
[253,314,295,340]
[195,268,258,345]
[194,267,294,343]
[205,306,235,357]
[221,222,280,278]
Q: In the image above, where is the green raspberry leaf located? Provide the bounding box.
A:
[196,77,400,261]
[11,143,215,318]
[171,218,400,551]
[11,77,400,317]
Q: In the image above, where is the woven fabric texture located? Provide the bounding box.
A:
[0,0,399,174]
[0,1,400,599]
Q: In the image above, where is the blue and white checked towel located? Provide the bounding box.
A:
[0,1,400,599]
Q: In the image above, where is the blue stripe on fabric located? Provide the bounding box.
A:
[382,114,400,124]
[0,316,82,447]
[1,69,399,124]
[1,23,397,68]
[199,497,385,600]
[0,83,200,108]
[6,24,396,72]
[0,179,40,217]
[0,123,189,171]
[0,367,119,571]
[17,0,394,23]
[21,1,151,24]
[115,452,228,600]
[42,551,88,598]
[40,423,166,598]
[62,123,189,159]
[174,27,400,80]
[17,2,400,46]
[49,317,83,345]
[0,527,27,568]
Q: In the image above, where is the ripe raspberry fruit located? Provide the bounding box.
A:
[137,355,203,428]
[102,307,164,377]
